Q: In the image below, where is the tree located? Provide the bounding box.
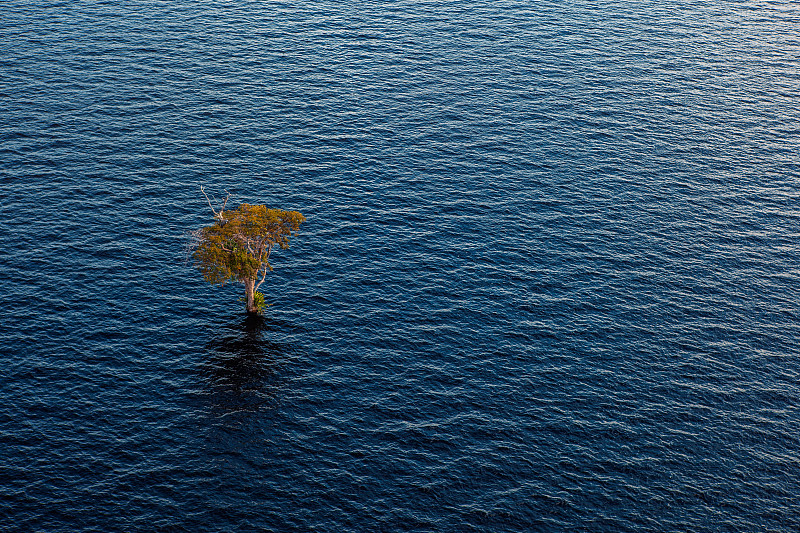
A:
[192,189,305,314]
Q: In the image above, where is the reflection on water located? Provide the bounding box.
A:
[3,0,799,528]
[199,314,293,418]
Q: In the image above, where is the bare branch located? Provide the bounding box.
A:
[220,190,230,213]
[200,185,217,216]
[254,264,269,292]
[254,243,274,292]
[200,186,230,224]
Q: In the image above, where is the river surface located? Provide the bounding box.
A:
[2,0,799,531]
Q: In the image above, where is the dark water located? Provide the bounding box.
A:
[2,0,799,530]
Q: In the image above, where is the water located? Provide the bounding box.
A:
[2,0,799,530]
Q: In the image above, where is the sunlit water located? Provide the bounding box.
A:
[1,0,799,531]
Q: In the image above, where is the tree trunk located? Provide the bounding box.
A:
[244,278,258,314]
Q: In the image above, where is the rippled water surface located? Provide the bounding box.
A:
[2,0,800,531]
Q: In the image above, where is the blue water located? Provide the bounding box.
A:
[2,0,799,530]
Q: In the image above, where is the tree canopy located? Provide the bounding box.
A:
[193,196,305,314]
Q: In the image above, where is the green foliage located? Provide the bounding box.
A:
[193,201,304,313]
[238,290,268,314]
[253,291,266,313]
[194,203,305,287]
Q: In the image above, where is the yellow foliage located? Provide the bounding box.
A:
[193,203,305,287]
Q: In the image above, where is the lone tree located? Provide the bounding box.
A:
[192,188,305,315]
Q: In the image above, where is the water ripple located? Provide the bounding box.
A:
[1,0,799,531]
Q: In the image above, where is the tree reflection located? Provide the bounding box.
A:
[199,313,292,417]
